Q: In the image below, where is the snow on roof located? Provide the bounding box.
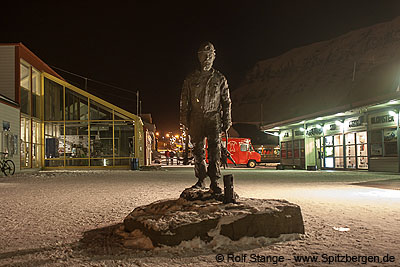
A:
[232,16,400,127]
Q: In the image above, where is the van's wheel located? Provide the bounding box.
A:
[247,160,256,168]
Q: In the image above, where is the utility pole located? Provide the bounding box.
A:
[136,90,139,116]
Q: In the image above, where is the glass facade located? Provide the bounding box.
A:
[20,61,43,169]
[42,75,141,168]
[370,128,397,157]
[19,64,143,169]
[322,132,367,169]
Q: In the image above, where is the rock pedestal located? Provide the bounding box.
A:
[122,188,304,248]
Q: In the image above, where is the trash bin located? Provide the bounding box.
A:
[130,158,139,170]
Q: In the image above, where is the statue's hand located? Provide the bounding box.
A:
[222,122,230,132]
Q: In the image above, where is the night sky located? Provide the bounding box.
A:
[2,1,400,133]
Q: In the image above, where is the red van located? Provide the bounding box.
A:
[223,137,261,168]
[205,137,261,168]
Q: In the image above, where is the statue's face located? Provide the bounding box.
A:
[198,51,215,71]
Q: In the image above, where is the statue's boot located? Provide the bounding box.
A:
[210,180,222,194]
[191,179,206,189]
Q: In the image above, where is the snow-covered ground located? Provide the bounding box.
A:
[0,168,399,266]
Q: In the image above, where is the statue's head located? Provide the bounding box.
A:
[197,41,215,72]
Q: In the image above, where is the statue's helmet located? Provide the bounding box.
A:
[197,42,215,54]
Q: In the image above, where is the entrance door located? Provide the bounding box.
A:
[305,136,322,170]
[315,137,323,169]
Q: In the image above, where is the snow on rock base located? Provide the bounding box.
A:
[122,188,305,249]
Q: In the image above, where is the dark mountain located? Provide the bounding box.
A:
[232,16,400,127]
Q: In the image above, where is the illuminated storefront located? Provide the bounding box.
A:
[264,100,400,172]
[0,43,144,170]
[42,74,144,168]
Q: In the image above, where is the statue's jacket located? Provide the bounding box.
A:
[180,68,232,130]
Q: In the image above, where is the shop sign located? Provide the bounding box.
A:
[371,115,394,124]
[294,130,304,136]
[306,128,323,137]
[349,118,362,128]
[281,130,291,140]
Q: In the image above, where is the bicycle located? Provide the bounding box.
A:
[0,152,15,176]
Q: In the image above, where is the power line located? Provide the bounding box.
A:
[63,77,135,103]
[50,65,136,95]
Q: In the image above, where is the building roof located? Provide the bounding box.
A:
[0,93,19,108]
[232,16,400,129]
[0,43,64,80]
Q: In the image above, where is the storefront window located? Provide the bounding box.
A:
[332,134,344,168]
[32,121,42,168]
[44,78,64,121]
[44,122,64,160]
[358,157,368,169]
[90,122,113,158]
[32,68,41,118]
[294,140,299,158]
[383,128,397,156]
[115,112,132,121]
[356,132,367,144]
[65,122,89,159]
[334,146,343,157]
[344,131,368,169]
[300,139,305,158]
[280,142,286,159]
[334,135,343,145]
[347,145,356,156]
[370,130,383,156]
[65,88,89,120]
[369,129,397,157]
[325,157,334,168]
[90,100,112,120]
[20,63,31,115]
[357,144,368,156]
[335,158,344,168]
[325,136,333,146]
[41,75,139,168]
[383,128,396,142]
[20,117,31,168]
[346,157,356,168]
[114,122,134,158]
[357,134,368,170]
[325,147,333,157]
[287,141,293,158]
[345,133,355,144]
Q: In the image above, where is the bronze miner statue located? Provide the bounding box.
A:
[180,41,232,194]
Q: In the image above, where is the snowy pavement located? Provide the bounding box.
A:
[0,168,400,266]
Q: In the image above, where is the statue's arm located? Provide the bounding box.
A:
[180,79,190,129]
[221,78,232,131]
